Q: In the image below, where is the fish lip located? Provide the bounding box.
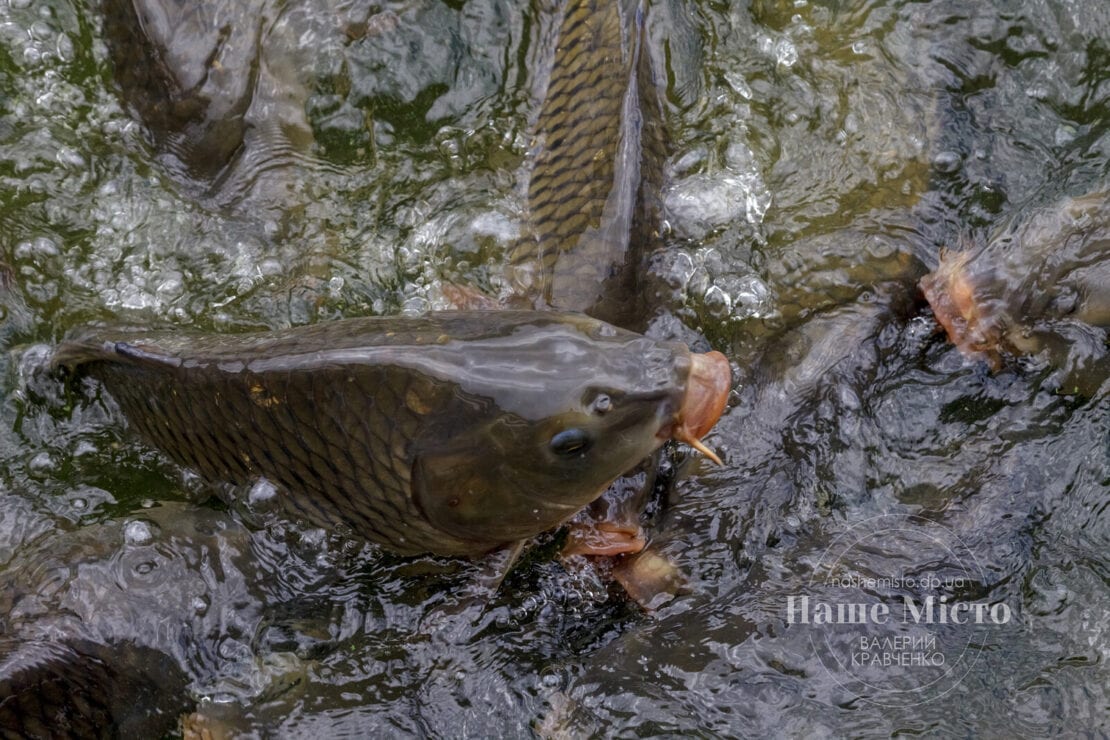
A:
[561,520,647,557]
[663,350,731,464]
[920,251,1004,369]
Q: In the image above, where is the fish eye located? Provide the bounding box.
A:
[549,428,592,457]
[591,393,612,414]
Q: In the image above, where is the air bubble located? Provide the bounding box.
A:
[659,251,695,290]
[55,33,74,62]
[14,236,59,259]
[123,519,155,546]
[55,146,85,168]
[27,451,55,477]
[28,21,54,42]
[724,71,752,99]
[775,38,798,68]
[1054,125,1077,146]
[248,479,279,506]
[401,295,429,315]
[932,150,962,174]
[257,258,284,276]
[703,285,731,319]
[156,272,184,297]
[71,439,98,457]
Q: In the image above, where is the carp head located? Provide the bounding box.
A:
[409,313,730,549]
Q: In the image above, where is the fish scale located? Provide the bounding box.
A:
[94,349,431,550]
[0,640,192,738]
[251,368,430,548]
[54,0,714,563]
[509,0,666,329]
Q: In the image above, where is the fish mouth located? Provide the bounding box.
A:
[664,350,731,465]
[920,250,1003,369]
[561,521,647,557]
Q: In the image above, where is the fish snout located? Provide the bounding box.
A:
[920,252,1004,369]
[666,350,731,465]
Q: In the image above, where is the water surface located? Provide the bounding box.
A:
[0,0,1107,735]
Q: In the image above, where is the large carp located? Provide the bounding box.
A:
[53,312,729,557]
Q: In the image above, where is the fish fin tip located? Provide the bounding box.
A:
[481,539,528,593]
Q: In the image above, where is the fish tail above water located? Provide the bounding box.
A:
[508,0,667,329]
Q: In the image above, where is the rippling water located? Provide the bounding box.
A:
[0,0,1107,735]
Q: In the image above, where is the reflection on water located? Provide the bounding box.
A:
[0,0,1107,735]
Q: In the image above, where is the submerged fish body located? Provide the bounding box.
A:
[0,639,191,739]
[54,312,729,557]
[921,191,1109,391]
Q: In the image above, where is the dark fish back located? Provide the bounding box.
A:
[52,312,668,556]
[100,0,312,209]
[508,0,667,329]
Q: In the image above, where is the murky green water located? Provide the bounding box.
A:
[1,0,1107,736]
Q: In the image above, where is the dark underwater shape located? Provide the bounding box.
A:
[0,639,191,739]
[921,190,1109,393]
